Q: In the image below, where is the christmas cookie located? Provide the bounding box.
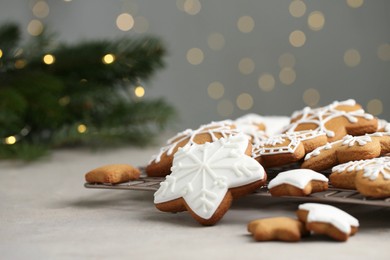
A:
[268,169,328,197]
[296,203,359,241]
[248,217,309,242]
[252,130,327,168]
[85,164,141,184]
[234,113,268,145]
[302,132,390,171]
[146,121,237,177]
[330,157,390,197]
[283,99,378,142]
[154,134,266,226]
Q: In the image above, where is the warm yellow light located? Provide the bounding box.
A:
[5,136,17,145]
[303,88,320,107]
[289,0,306,18]
[102,54,115,64]
[0,49,3,58]
[238,58,255,75]
[289,30,306,47]
[258,73,275,92]
[186,48,204,65]
[237,16,255,33]
[27,19,44,36]
[377,44,390,61]
[32,1,50,18]
[207,33,225,51]
[208,81,224,99]
[58,96,70,106]
[236,93,253,110]
[347,0,364,8]
[308,11,325,31]
[116,13,134,31]
[366,99,383,116]
[183,0,201,15]
[344,49,361,67]
[77,124,87,133]
[14,59,27,69]
[279,68,296,85]
[134,86,145,97]
[43,54,55,65]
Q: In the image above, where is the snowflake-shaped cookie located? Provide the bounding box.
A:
[154,134,266,225]
[284,99,377,142]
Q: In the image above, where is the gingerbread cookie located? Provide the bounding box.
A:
[85,164,141,184]
[248,217,309,242]
[146,121,237,177]
[283,99,377,142]
[302,132,390,171]
[234,113,268,145]
[268,169,328,197]
[252,130,327,168]
[296,203,359,241]
[154,134,266,226]
[331,157,390,197]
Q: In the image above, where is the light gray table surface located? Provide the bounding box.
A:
[1,144,390,260]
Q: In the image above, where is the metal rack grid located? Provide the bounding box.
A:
[84,166,390,207]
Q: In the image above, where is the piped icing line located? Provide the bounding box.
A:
[298,203,359,234]
[332,157,390,181]
[268,169,328,189]
[285,99,375,138]
[304,132,390,161]
[252,130,326,157]
[154,133,265,219]
[149,120,237,164]
[234,114,268,145]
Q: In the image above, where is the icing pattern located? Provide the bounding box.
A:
[332,157,390,181]
[154,134,265,219]
[285,99,374,138]
[298,203,359,234]
[234,114,268,145]
[268,169,328,189]
[305,132,390,160]
[253,130,325,157]
[149,120,237,163]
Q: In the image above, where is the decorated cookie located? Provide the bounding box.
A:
[154,134,266,226]
[330,157,390,197]
[296,203,359,241]
[302,132,390,171]
[146,121,237,177]
[268,169,328,197]
[252,130,327,168]
[248,217,309,242]
[234,113,268,145]
[283,99,378,142]
[85,164,141,184]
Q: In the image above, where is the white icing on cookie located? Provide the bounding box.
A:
[342,135,372,147]
[298,203,359,234]
[268,169,328,189]
[285,99,374,138]
[234,114,268,145]
[332,157,390,181]
[154,134,265,219]
[253,130,325,157]
[149,120,237,163]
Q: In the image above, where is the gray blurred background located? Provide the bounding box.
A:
[1,0,389,130]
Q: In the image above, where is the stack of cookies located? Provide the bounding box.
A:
[85,99,389,230]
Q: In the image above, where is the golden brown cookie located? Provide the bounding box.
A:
[331,157,390,197]
[283,99,377,142]
[85,164,141,184]
[146,121,237,177]
[234,113,268,145]
[302,132,390,171]
[248,217,309,242]
[252,130,327,168]
[268,169,328,196]
[154,134,267,226]
[296,203,359,241]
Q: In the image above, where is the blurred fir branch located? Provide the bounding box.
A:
[0,22,176,160]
